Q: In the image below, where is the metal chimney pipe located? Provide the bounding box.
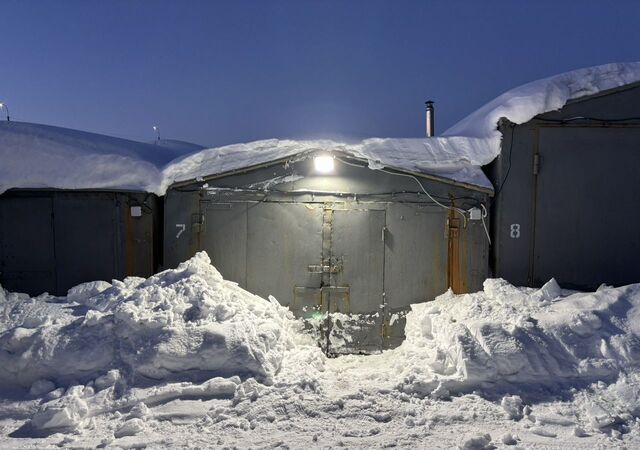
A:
[425,100,434,137]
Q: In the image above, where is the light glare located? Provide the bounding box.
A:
[314,155,334,174]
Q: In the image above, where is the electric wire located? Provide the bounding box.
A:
[535,115,640,124]
[480,203,491,245]
[179,155,493,244]
[335,156,469,226]
[494,125,515,197]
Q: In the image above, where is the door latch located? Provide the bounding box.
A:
[308,258,343,273]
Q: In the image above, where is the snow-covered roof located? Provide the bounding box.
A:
[3,62,639,196]
[0,122,198,195]
[442,62,640,163]
[164,62,640,192]
[0,121,494,194]
[161,137,494,191]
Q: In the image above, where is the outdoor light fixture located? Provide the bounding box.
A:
[0,102,9,121]
[153,125,160,141]
[314,154,335,174]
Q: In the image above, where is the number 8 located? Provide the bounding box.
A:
[510,223,520,239]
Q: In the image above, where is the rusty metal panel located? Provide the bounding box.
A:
[457,219,490,294]
[292,286,322,317]
[292,286,350,315]
[246,203,323,307]
[201,202,248,288]
[121,192,157,279]
[327,312,382,355]
[0,195,56,295]
[447,211,462,294]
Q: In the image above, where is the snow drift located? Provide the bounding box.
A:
[0,252,296,392]
[4,260,640,400]
[393,278,640,396]
[4,254,640,440]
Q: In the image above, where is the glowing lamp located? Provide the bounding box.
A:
[314,154,334,174]
[0,102,9,121]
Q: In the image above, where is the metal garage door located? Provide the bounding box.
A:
[0,196,56,295]
[53,193,118,290]
[202,201,388,354]
[533,127,640,289]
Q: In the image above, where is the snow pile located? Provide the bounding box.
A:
[0,252,297,394]
[4,260,640,444]
[443,61,640,163]
[394,278,640,396]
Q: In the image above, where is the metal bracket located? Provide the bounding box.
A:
[191,213,205,232]
[307,257,342,274]
[307,264,330,273]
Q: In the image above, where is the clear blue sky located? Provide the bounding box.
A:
[1,0,639,146]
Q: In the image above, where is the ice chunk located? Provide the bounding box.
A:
[127,402,150,420]
[114,418,145,438]
[31,388,89,431]
[501,433,518,445]
[501,395,523,420]
[94,370,121,391]
[459,433,492,450]
[66,281,112,304]
[534,278,562,302]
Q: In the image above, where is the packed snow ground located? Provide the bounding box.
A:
[1,253,640,448]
